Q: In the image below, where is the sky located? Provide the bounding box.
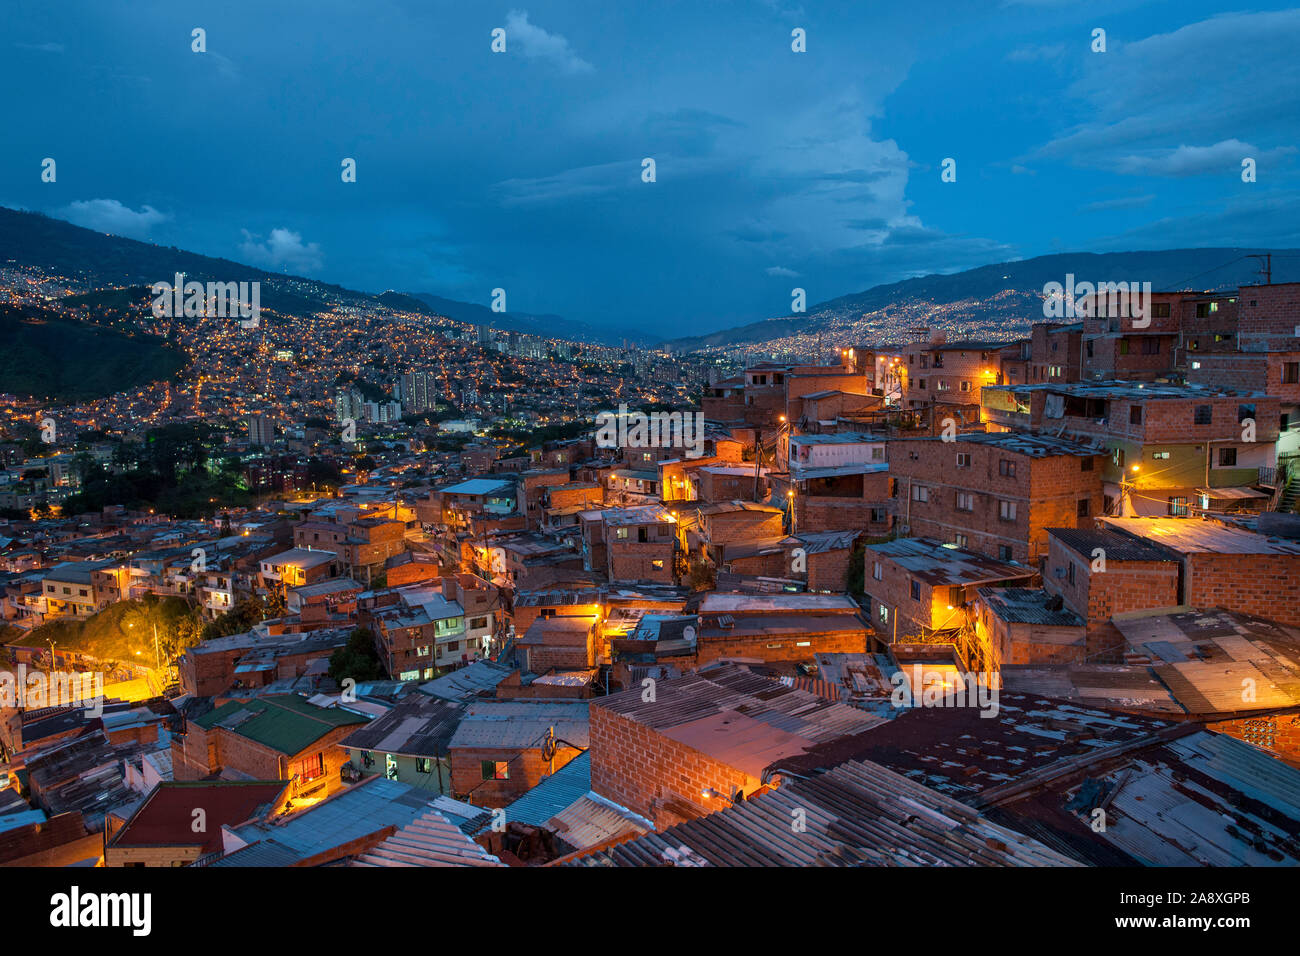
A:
[3,0,1299,338]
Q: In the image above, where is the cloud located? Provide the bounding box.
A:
[1034,10,1300,169]
[505,10,593,74]
[492,160,628,207]
[765,265,800,277]
[238,228,323,273]
[1079,194,1155,213]
[1112,140,1293,178]
[60,199,168,239]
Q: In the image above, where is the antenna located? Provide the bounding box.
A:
[1247,254,1272,285]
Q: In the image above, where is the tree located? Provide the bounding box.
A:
[327,627,386,683]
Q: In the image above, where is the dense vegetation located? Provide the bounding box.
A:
[0,302,187,401]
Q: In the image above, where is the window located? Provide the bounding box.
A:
[1152,302,1171,318]
[954,533,968,548]
[298,753,325,782]
[999,459,1016,477]
[1168,497,1189,516]
[1141,338,1160,355]
[470,616,487,629]
[1077,499,1090,518]
[1130,406,1142,425]
[999,501,1017,521]
[956,492,974,512]
[911,485,929,503]
[1283,362,1299,384]
[1194,405,1212,425]
[651,559,664,569]
[615,527,629,539]
[1152,451,1170,460]
[872,562,883,581]
[878,605,889,625]
[1067,561,1075,585]
[998,545,1013,561]
[416,758,431,774]
[960,381,972,391]
[1104,494,1116,514]
[918,378,927,390]
[869,508,885,523]
[1081,456,1093,471]
[416,645,430,657]
[910,580,921,601]
[1238,403,1255,424]
[481,760,510,780]
[956,453,971,468]
[1219,448,1237,467]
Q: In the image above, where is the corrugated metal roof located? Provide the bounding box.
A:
[545,793,651,851]
[569,757,1080,867]
[351,809,503,867]
[488,752,593,829]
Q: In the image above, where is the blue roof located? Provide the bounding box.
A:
[209,778,435,865]
[483,752,591,831]
[0,808,46,835]
[440,478,514,496]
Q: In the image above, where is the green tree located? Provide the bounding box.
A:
[327,627,386,683]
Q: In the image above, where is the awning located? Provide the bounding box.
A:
[1196,486,1268,499]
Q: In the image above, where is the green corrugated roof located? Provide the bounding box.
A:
[194,694,368,755]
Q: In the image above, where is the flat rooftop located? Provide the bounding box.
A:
[1100,517,1300,556]
[865,537,1034,587]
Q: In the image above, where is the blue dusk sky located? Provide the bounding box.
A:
[2,0,1298,337]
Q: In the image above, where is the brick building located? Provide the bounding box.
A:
[694,592,873,666]
[1097,517,1300,628]
[861,537,1034,650]
[1040,527,1183,659]
[104,781,289,867]
[447,700,589,807]
[981,381,1280,517]
[890,432,1103,564]
[588,664,880,828]
[172,695,368,799]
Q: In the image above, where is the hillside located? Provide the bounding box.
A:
[0,302,187,401]
[668,248,1300,352]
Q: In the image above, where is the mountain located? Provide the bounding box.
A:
[0,301,186,402]
[394,292,621,345]
[667,248,1300,352]
[0,205,616,343]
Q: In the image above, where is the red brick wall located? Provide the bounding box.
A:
[696,624,869,666]
[1238,283,1300,351]
[892,441,1101,564]
[589,705,755,829]
[450,746,581,807]
[1208,713,1300,768]
[1184,553,1300,627]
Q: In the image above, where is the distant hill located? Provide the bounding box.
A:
[668,248,1300,351]
[0,302,186,401]
[398,291,619,345]
[0,205,618,343]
